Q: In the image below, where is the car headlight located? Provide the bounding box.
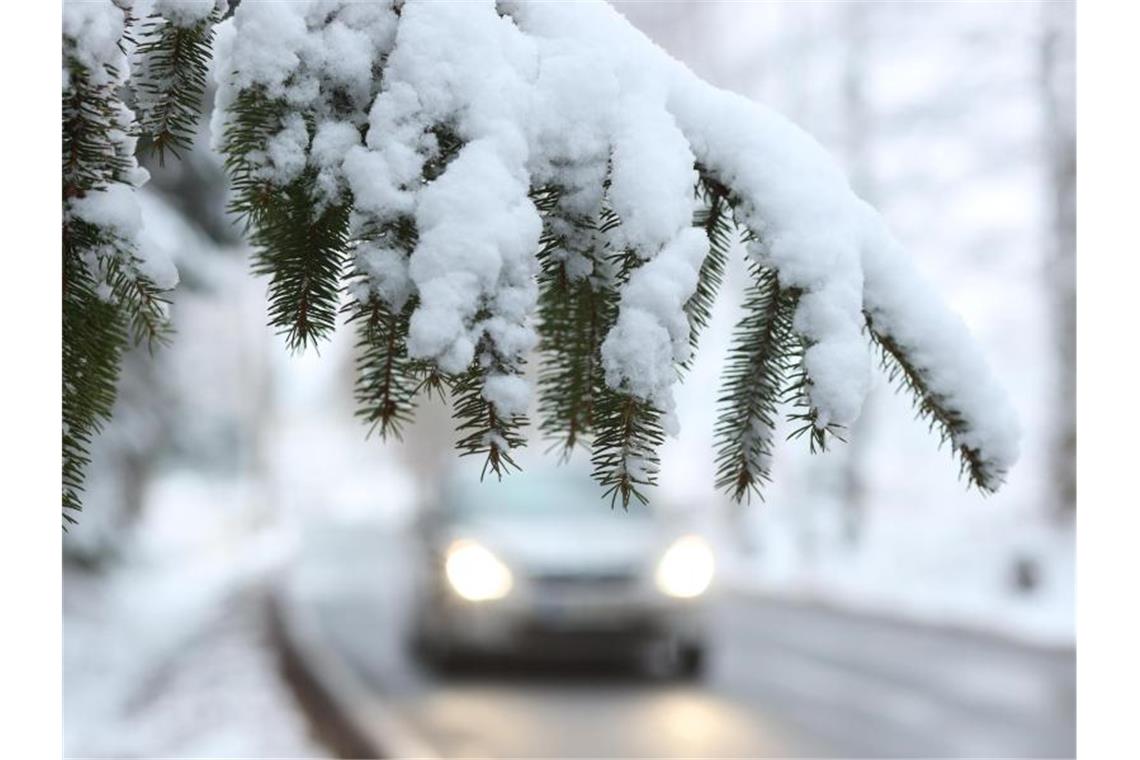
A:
[444,539,513,601]
[655,535,715,599]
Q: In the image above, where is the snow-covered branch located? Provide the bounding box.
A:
[63,0,1019,516]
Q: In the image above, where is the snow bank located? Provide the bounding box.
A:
[63,473,321,757]
[723,508,1074,648]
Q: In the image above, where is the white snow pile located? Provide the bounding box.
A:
[211,0,1019,484]
[63,0,180,294]
[150,0,221,28]
[723,506,1075,648]
[63,473,320,758]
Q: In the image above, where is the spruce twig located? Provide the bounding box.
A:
[535,186,611,457]
[684,168,735,363]
[133,10,219,165]
[588,193,665,509]
[866,314,1001,492]
[714,264,798,502]
[453,336,528,480]
[62,37,174,521]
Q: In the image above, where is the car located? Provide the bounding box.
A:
[407,465,714,678]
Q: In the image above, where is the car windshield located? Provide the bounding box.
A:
[446,469,652,519]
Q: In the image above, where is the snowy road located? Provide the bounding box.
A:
[289,524,1075,758]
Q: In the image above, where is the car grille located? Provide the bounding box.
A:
[528,571,639,591]
[514,616,661,643]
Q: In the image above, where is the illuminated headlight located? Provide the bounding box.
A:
[444,539,513,602]
[655,535,715,599]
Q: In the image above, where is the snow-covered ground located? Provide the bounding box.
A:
[63,474,323,758]
[719,511,1074,649]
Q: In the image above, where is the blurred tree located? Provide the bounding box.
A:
[1040,1,1076,522]
[837,0,875,549]
[62,342,166,567]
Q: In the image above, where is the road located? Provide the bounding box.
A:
[288,523,1076,758]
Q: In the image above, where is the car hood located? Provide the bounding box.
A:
[446,515,666,576]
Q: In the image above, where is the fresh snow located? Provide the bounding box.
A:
[63,0,129,87]
[601,227,709,432]
[210,0,1018,478]
[65,0,178,296]
[151,0,221,27]
[69,185,144,240]
[64,474,322,758]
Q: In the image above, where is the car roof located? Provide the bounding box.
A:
[440,461,657,515]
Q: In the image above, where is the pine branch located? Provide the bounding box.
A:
[866,315,1001,492]
[220,87,350,350]
[62,61,133,198]
[728,225,847,455]
[536,267,609,457]
[345,120,463,440]
[133,9,219,165]
[62,251,127,522]
[588,201,665,509]
[535,186,611,457]
[62,36,174,522]
[220,86,289,229]
[249,182,350,351]
[714,263,798,502]
[782,304,847,453]
[103,250,172,349]
[591,389,665,510]
[452,336,528,480]
[345,215,426,440]
[684,168,735,364]
[533,171,668,507]
[347,295,421,440]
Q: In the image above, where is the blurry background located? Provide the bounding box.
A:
[63,1,1075,757]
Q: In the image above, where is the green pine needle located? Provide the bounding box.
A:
[248,182,350,351]
[535,186,614,458]
[220,87,351,351]
[347,296,421,440]
[866,315,1000,492]
[452,341,528,481]
[782,316,848,454]
[713,264,798,502]
[62,45,174,523]
[591,389,665,510]
[684,169,735,364]
[134,10,219,165]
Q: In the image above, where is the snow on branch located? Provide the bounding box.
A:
[199,0,1020,502]
[62,0,179,522]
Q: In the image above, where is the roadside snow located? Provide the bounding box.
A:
[720,510,1074,649]
[63,473,323,758]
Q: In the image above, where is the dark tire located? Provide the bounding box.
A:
[674,642,706,680]
[410,632,459,674]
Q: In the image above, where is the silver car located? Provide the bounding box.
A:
[408,466,714,678]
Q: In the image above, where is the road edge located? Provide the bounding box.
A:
[268,586,440,759]
[729,585,1075,654]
